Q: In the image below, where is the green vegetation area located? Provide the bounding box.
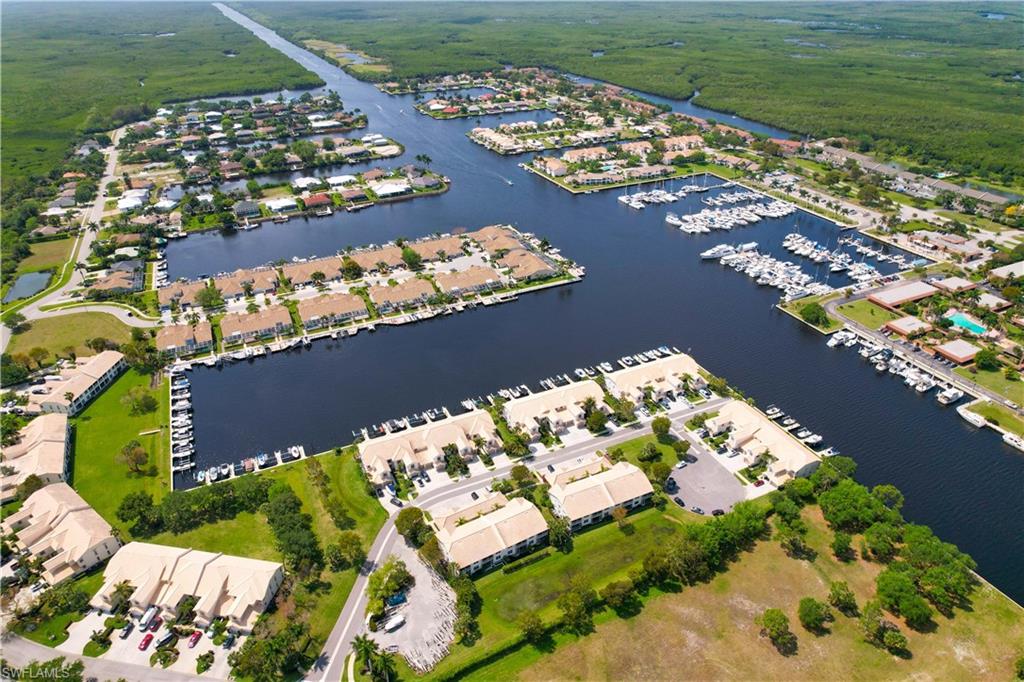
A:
[958,367,1024,403]
[72,369,172,525]
[779,292,842,333]
[837,299,901,329]
[10,570,106,646]
[7,312,132,362]
[477,508,1024,681]
[240,1,1024,185]
[1,1,322,192]
[15,238,74,274]
[969,401,1024,437]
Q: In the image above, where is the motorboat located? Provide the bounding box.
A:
[956,405,987,428]
[936,386,964,405]
[1003,433,1024,453]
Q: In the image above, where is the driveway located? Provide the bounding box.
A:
[666,420,751,514]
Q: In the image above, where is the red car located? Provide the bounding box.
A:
[754,479,765,487]
[149,617,162,632]
[188,631,202,648]
[138,633,154,651]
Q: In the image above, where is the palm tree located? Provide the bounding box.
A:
[370,650,395,682]
[112,580,134,613]
[352,634,379,671]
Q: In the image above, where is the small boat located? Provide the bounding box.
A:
[765,406,782,419]
[956,405,987,428]
[802,434,823,445]
[207,467,218,482]
[795,428,812,439]
[781,417,797,427]
[256,452,268,468]
[936,386,964,405]
[1003,433,1024,453]
[196,470,206,483]
[219,463,231,478]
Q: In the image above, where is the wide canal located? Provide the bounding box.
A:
[178,4,1024,603]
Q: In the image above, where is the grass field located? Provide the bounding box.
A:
[12,569,106,647]
[7,312,132,362]
[969,401,1024,437]
[1,2,322,191]
[461,507,1024,681]
[17,238,74,274]
[240,1,1024,184]
[836,299,901,330]
[71,370,172,527]
[956,367,1024,403]
[779,291,844,333]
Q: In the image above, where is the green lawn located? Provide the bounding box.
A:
[779,292,844,333]
[836,299,901,330]
[461,507,1024,682]
[71,370,171,528]
[7,312,132,362]
[969,401,1024,437]
[17,238,74,274]
[956,367,1024,403]
[418,504,698,678]
[12,569,106,647]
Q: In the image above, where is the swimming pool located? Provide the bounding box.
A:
[947,312,986,334]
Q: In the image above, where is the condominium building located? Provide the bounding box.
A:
[0,414,70,503]
[432,493,548,574]
[26,351,126,416]
[544,454,653,531]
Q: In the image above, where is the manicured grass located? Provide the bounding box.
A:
[956,367,1024,403]
[71,370,172,529]
[13,569,106,647]
[969,401,1024,437]
[420,504,698,678]
[17,238,74,274]
[7,312,132,361]
[779,291,843,333]
[836,299,901,330]
[148,511,278,560]
[467,507,1024,681]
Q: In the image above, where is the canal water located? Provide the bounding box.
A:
[184,4,1024,603]
[3,271,52,303]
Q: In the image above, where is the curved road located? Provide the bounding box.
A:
[310,398,727,682]
[1,127,160,354]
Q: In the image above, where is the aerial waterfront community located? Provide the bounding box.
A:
[1,2,1023,681]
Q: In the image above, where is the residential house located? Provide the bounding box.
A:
[432,494,548,574]
[503,381,606,439]
[296,293,369,329]
[155,322,215,358]
[220,306,293,345]
[543,455,653,531]
[26,351,126,416]
[604,353,704,403]
[434,266,503,297]
[497,249,557,281]
[368,278,435,313]
[0,414,70,503]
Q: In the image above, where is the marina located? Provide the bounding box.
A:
[173,4,1024,604]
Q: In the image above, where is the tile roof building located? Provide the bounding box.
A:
[410,236,464,261]
[466,225,524,255]
[604,353,704,403]
[2,483,120,585]
[156,322,214,358]
[220,306,293,344]
[867,281,939,310]
[358,411,500,487]
[705,400,821,485]
[26,351,126,416]
[0,414,70,503]
[503,381,606,439]
[497,249,557,281]
[368,278,435,312]
[296,293,369,329]
[934,339,982,364]
[91,542,284,633]
[434,266,503,296]
[543,455,653,531]
[432,493,548,574]
[348,246,404,272]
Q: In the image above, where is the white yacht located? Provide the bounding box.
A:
[956,404,987,428]
[936,386,964,405]
[701,244,736,260]
[1003,433,1024,453]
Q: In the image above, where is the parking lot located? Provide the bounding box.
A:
[61,609,237,679]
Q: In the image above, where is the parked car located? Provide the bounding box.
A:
[470,491,479,500]
[690,506,705,515]
[119,623,134,640]
[188,631,202,648]
[390,497,403,507]
[155,632,175,649]
[673,496,685,506]
[712,509,725,517]
[674,461,687,470]
[754,479,765,487]
[139,633,154,651]
[148,616,162,632]
[222,633,236,650]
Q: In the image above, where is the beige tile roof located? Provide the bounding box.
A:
[433,494,548,569]
[466,225,524,255]
[368,278,434,307]
[358,410,498,484]
[281,257,342,284]
[0,414,68,499]
[562,146,609,163]
[434,265,503,294]
[705,400,820,484]
[26,352,125,412]
[212,268,279,297]
[2,483,117,583]
[503,381,604,432]
[91,542,283,632]
[410,236,464,261]
[158,279,209,307]
[545,455,653,522]
[498,249,556,281]
[156,322,213,351]
[348,245,404,271]
[296,293,367,322]
[220,305,292,338]
[605,353,701,400]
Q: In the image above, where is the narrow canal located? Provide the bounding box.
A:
[181,4,1024,603]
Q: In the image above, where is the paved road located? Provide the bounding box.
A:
[0,632,204,682]
[1,127,159,353]
[824,286,1021,411]
[310,397,729,682]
